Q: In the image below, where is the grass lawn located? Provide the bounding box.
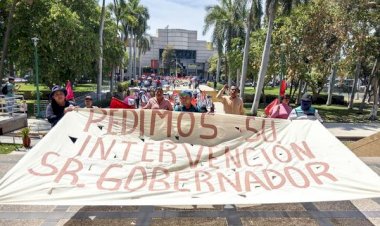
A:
[0,144,22,154]
[244,86,280,96]
[243,102,378,123]
[17,83,49,92]
[315,104,377,123]
[17,83,97,92]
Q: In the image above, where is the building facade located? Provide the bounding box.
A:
[140,29,215,78]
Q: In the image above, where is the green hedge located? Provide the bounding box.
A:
[18,91,92,100]
[242,93,345,105]
[117,81,131,92]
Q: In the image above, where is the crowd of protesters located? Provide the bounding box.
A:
[44,74,323,128]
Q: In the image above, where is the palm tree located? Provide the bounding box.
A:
[239,0,262,99]
[97,0,106,100]
[251,0,299,115]
[203,0,247,86]
[122,0,149,80]
[137,34,152,77]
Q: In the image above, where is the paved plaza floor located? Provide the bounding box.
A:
[0,150,379,226]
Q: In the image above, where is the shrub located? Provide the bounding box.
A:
[93,97,111,108]
[117,81,131,92]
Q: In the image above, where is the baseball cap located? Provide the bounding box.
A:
[301,93,313,102]
[180,90,192,97]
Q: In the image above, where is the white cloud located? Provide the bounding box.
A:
[104,0,218,41]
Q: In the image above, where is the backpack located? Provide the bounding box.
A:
[1,84,8,95]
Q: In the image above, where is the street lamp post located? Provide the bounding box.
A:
[31,37,41,118]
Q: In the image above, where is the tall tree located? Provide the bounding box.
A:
[97,0,106,100]
[251,0,303,115]
[203,0,247,86]
[137,34,151,77]
[121,0,149,79]
[0,0,18,82]
[240,0,262,99]
[251,0,276,115]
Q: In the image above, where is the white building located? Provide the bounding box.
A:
[140,29,216,78]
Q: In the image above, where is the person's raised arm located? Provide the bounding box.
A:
[216,84,228,99]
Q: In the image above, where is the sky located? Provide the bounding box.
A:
[104,0,218,42]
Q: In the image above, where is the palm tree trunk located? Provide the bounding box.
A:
[369,77,379,121]
[110,66,115,93]
[348,58,361,109]
[251,0,275,115]
[239,0,255,99]
[120,31,125,82]
[128,29,133,79]
[97,0,106,101]
[133,34,137,79]
[138,47,142,78]
[216,56,221,82]
[236,68,240,88]
[0,0,17,82]
[296,79,303,105]
[360,59,378,112]
[326,53,340,105]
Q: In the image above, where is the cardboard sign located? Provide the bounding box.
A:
[0,109,379,205]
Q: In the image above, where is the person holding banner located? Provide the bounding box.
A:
[288,93,323,122]
[174,90,199,112]
[216,84,244,115]
[84,96,97,109]
[143,87,173,111]
[269,94,292,119]
[46,85,76,127]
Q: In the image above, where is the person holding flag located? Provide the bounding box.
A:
[65,80,75,102]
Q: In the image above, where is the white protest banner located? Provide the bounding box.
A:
[0,109,379,205]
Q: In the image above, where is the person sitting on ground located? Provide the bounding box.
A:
[84,96,97,108]
[288,93,323,122]
[143,87,173,111]
[216,84,244,115]
[46,85,76,127]
[269,94,292,119]
[174,90,198,112]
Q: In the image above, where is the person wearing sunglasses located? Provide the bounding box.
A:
[288,93,323,122]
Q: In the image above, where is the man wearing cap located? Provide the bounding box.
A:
[143,87,173,111]
[174,90,198,112]
[288,93,323,122]
[46,85,77,127]
[84,96,97,108]
[216,84,244,115]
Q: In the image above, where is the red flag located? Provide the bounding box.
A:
[65,80,75,101]
[110,97,135,109]
[264,98,280,116]
[280,80,287,97]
